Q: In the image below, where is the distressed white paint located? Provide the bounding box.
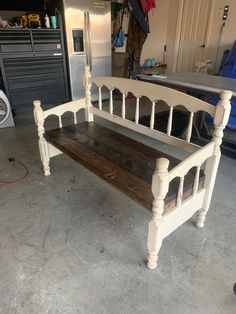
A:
[58,115,62,128]
[193,165,200,195]
[169,142,215,181]
[135,98,140,124]
[109,89,113,114]
[33,67,232,270]
[122,93,126,119]
[98,86,102,110]
[33,100,51,176]
[92,76,216,117]
[91,107,200,153]
[43,98,86,119]
[177,176,184,206]
[150,102,155,130]
[48,143,62,158]
[84,65,94,122]
[186,111,194,143]
[73,112,77,124]
[162,190,205,239]
[34,98,87,165]
[196,90,232,228]
[147,158,169,270]
[167,106,173,136]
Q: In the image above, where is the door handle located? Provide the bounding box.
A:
[87,11,92,71]
[84,11,88,59]
[84,11,92,70]
[200,44,205,48]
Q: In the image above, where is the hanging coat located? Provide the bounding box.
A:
[140,0,156,13]
[128,0,149,34]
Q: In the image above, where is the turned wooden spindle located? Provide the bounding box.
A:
[186,111,194,143]
[135,97,140,124]
[150,101,156,130]
[122,93,126,119]
[212,90,232,153]
[109,89,114,114]
[98,86,103,110]
[147,158,169,270]
[167,106,173,136]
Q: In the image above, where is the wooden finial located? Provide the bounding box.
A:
[155,157,169,173]
[214,90,232,126]
[33,99,41,108]
[152,157,169,197]
[213,90,232,153]
[33,100,43,125]
[219,90,232,101]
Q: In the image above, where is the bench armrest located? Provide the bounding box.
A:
[33,98,87,128]
[43,98,86,119]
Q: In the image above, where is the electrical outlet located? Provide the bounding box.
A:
[223,5,229,21]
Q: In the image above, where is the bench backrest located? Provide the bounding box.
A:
[84,66,232,153]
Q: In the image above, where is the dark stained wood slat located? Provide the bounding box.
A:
[71,122,180,169]
[45,122,204,212]
[62,123,204,207]
[45,128,153,210]
[62,125,155,184]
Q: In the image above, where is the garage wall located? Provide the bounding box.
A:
[141,0,236,73]
[140,0,180,72]
[205,0,236,71]
[165,0,181,73]
[140,0,170,66]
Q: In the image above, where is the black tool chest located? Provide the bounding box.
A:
[0,28,69,109]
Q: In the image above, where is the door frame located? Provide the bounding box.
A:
[172,0,215,73]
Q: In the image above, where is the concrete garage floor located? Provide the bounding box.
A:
[0,104,236,314]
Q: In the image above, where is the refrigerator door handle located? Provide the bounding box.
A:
[84,11,92,70]
[84,11,89,66]
[87,11,92,71]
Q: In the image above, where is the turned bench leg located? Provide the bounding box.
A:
[38,138,51,176]
[196,91,231,228]
[196,153,221,229]
[33,100,51,176]
[196,207,209,229]
[147,220,163,269]
[147,158,169,270]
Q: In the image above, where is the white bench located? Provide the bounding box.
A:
[33,65,231,269]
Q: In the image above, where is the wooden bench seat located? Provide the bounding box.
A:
[45,122,204,212]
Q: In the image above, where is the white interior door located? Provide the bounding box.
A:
[176,0,212,72]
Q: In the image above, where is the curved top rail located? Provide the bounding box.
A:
[91,76,216,117]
